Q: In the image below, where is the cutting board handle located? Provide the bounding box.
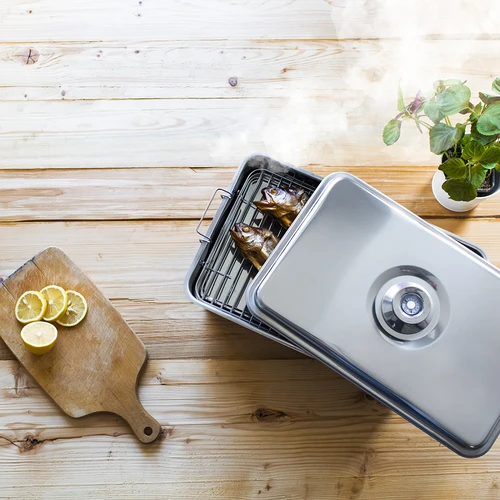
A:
[115,397,162,444]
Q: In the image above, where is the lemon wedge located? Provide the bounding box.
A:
[56,290,88,327]
[21,321,58,355]
[15,291,47,324]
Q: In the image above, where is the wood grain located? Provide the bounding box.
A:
[2,358,500,500]
[2,166,500,221]
[0,248,161,443]
[0,475,498,500]
[0,40,498,101]
[0,358,389,430]
[1,36,498,171]
[1,0,499,43]
[0,0,333,43]
[0,97,443,169]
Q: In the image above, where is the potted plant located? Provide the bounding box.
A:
[383,78,500,212]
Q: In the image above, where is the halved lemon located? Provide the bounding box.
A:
[21,321,58,355]
[15,291,47,324]
[56,290,88,327]
[40,285,68,322]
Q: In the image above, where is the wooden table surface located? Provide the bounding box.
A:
[2,1,500,498]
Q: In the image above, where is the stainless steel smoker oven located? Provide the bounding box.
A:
[185,154,500,458]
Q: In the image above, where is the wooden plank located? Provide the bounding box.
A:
[0,359,389,430]
[0,218,499,363]
[2,358,500,482]
[0,97,452,169]
[0,221,199,303]
[2,166,500,221]
[0,39,498,101]
[1,0,499,43]
[0,474,499,500]
[0,359,499,462]
[0,167,230,221]
[0,475,499,500]
[0,0,333,43]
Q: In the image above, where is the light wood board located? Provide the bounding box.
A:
[2,165,500,221]
[0,40,498,101]
[1,0,500,42]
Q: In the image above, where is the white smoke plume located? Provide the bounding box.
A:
[211,0,500,168]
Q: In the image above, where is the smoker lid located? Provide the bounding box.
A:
[246,172,500,457]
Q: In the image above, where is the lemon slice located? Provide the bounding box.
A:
[15,291,47,324]
[40,285,68,322]
[56,290,88,327]
[21,321,58,355]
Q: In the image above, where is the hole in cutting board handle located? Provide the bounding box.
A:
[144,426,153,436]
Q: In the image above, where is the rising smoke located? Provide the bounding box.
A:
[211,0,500,168]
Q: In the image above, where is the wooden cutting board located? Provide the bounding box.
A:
[0,247,161,443]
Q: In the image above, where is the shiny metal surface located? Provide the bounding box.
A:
[246,172,500,457]
[375,275,440,341]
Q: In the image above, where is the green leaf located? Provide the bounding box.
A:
[477,102,500,136]
[382,119,401,146]
[459,103,473,114]
[480,146,500,169]
[479,92,500,105]
[436,84,472,115]
[423,101,444,124]
[470,102,483,121]
[493,77,500,94]
[460,134,472,147]
[470,164,489,189]
[481,162,499,170]
[429,123,459,154]
[462,140,485,161]
[442,179,477,201]
[439,157,467,179]
[454,123,466,144]
[481,145,500,162]
[471,122,499,145]
[397,82,405,112]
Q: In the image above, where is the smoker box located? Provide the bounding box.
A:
[184,154,498,457]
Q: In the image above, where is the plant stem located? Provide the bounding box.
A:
[444,116,452,126]
[411,116,432,130]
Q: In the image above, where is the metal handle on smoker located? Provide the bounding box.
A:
[196,188,232,243]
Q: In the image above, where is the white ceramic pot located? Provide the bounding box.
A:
[431,169,499,212]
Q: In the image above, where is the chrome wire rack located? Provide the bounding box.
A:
[194,168,318,338]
